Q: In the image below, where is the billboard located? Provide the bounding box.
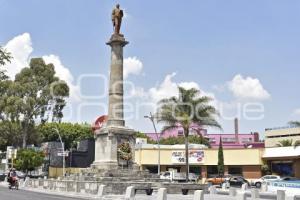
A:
[171,150,204,164]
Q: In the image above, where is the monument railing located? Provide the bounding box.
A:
[22,178,299,200]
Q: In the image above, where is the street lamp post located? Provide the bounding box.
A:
[53,128,65,177]
[144,112,161,175]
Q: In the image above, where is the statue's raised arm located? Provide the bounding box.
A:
[112,4,124,36]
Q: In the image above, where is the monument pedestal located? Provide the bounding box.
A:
[92,125,137,171]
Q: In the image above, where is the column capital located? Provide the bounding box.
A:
[107,34,129,47]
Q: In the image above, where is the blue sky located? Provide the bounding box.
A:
[1,0,300,137]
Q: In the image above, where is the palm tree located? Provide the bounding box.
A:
[157,86,221,182]
[287,121,300,148]
[294,140,300,148]
[276,139,294,147]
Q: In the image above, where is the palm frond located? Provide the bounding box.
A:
[276,139,293,147]
[156,86,222,133]
[294,140,300,148]
[161,124,179,133]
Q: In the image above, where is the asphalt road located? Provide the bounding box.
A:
[0,186,87,200]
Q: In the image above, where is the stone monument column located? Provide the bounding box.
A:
[106,36,128,127]
[93,35,135,170]
[92,5,136,171]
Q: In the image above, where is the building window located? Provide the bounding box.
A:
[228,166,243,176]
[208,138,216,143]
[178,130,184,136]
[190,166,202,176]
[222,137,236,143]
[241,138,253,143]
[145,166,158,174]
[207,166,218,177]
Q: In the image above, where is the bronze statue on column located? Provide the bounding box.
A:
[112,4,124,36]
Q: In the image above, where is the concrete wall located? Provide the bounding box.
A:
[49,167,83,178]
[294,159,300,178]
[242,165,262,179]
[265,127,300,147]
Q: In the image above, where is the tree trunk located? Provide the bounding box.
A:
[184,128,189,182]
[22,123,28,148]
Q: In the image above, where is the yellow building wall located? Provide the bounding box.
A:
[204,149,263,165]
[135,148,174,165]
[135,148,264,166]
[49,167,83,178]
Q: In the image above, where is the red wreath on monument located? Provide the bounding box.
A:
[92,115,108,133]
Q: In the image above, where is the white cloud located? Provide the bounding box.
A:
[293,108,300,115]
[147,72,217,105]
[179,82,200,90]
[43,55,74,84]
[43,55,81,102]
[129,86,147,98]
[3,33,32,79]
[228,74,270,100]
[3,33,80,103]
[148,72,178,103]
[124,57,143,79]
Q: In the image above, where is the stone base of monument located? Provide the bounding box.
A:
[80,123,161,183]
[91,125,138,170]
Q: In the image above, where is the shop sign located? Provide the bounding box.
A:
[171,150,204,164]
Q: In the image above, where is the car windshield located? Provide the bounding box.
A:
[16,171,24,176]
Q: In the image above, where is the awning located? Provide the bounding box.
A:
[263,146,300,159]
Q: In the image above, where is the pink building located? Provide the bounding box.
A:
[146,129,263,149]
[205,132,263,148]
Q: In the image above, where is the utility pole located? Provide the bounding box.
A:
[144,112,161,175]
[53,128,65,177]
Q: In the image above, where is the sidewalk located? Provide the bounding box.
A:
[0,182,230,200]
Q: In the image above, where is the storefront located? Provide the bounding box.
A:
[263,147,300,178]
[135,144,264,179]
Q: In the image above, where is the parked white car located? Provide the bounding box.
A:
[160,171,198,182]
[252,175,281,188]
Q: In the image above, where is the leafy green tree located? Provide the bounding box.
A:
[0,46,12,66]
[0,46,12,120]
[134,132,156,144]
[157,86,221,182]
[37,122,93,150]
[261,162,271,176]
[289,121,300,127]
[0,121,23,150]
[159,135,210,147]
[4,58,69,148]
[217,137,224,176]
[15,149,45,174]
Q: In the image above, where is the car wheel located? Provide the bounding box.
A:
[255,182,262,188]
[182,189,189,195]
